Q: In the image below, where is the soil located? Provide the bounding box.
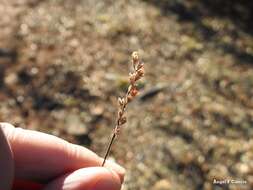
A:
[1,0,253,189]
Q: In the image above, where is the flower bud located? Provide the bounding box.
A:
[119,117,127,125]
[137,68,144,77]
[137,63,144,70]
[132,51,139,62]
[129,73,136,84]
[118,97,124,106]
[130,87,138,97]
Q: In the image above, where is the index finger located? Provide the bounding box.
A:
[1,123,125,183]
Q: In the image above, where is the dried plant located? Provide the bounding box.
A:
[102,51,145,166]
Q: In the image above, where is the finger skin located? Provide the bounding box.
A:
[0,124,14,190]
[1,123,125,183]
[13,179,44,190]
[43,167,121,190]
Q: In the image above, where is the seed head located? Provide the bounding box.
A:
[102,51,145,166]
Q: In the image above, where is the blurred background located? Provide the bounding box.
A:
[0,0,253,189]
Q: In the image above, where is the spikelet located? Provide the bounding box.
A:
[102,51,145,166]
[114,51,144,135]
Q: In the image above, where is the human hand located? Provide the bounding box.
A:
[0,122,125,190]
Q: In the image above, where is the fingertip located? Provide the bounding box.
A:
[66,143,125,183]
[92,167,122,190]
[44,167,122,190]
[0,122,15,136]
[103,160,126,183]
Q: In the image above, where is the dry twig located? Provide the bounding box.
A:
[102,51,145,166]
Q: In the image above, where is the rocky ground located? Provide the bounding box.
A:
[0,0,253,189]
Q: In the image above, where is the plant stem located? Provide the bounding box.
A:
[102,132,116,166]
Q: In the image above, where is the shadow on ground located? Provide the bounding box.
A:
[144,0,253,65]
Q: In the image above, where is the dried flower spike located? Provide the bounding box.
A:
[102,51,144,166]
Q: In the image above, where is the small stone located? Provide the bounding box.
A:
[207,164,229,181]
[30,67,39,75]
[69,38,79,48]
[4,73,18,86]
[153,179,171,190]
[91,106,104,116]
[235,163,249,174]
[65,114,88,135]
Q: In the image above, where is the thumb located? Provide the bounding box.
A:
[43,167,122,190]
[0,123,14,190]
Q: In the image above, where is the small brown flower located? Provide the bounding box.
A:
[119,116,127,125]
[137,62,144,70]
[130,86,138,97]
[129,73,136,84]
[137,67,145,77]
